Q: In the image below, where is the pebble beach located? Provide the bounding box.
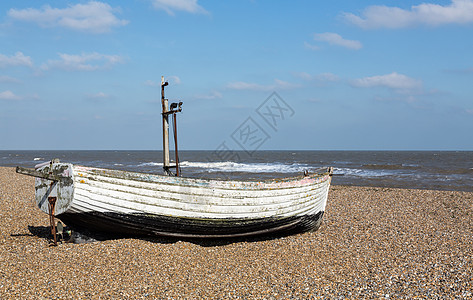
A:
[1,166,472,299]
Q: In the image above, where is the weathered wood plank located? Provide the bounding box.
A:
[16,166,71,184]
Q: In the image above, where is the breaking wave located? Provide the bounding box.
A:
[138,162,163,167]
[179,161,311,173]
[334,167,394,177]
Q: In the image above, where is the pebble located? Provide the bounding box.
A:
[0,167,472,299]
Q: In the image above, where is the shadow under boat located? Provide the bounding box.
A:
[24,212,324,247]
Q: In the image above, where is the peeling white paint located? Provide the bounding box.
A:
[34,162,332,234]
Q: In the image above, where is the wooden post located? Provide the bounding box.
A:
[161,77,171,174]
[48,196,58,246]
[173,112,179,176]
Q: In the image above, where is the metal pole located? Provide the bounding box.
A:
[173,112,179,176]
[161,77,170,173]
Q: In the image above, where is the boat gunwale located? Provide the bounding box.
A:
[73,164,333,189]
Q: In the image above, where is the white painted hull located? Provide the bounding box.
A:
[34,163,332,238]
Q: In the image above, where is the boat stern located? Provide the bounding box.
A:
[16,160,75,215]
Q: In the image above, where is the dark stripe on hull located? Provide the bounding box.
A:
[57,211,324,239]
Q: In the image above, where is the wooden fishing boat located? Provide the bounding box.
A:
[17,162,332,238]
[16,77,333,240]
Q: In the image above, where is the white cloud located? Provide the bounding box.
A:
[144,80,157,87]
[8,1,129,33]
[0,90,22,101]
[313,32,362,50]
[151,0,208,15]
[294,72,313,81]
[316,73,340,82]
[304,41,320,50]
[86,92,112,103]
[227,81,267,91]
[227,79,300,91]
[294,72,340,82]
[0,52,33,68]
[0,75,21,83]
[87,92,109,99]
[168,75,181,85]
[273,79,300,90]
[351,72,422,92]
[42,52,124,71]
[343,0,473,29]
[194,90,223,100]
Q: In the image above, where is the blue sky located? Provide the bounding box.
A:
[1,0,472,151]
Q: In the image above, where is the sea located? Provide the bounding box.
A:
[1,150,472,192]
